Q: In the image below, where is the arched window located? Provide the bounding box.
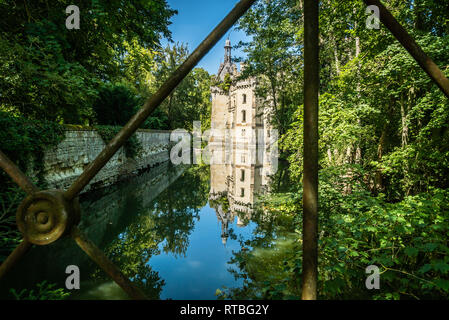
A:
[240,169,245,181]
[242,110,246,123]
[240,188,245,197]
[243,94,247,104]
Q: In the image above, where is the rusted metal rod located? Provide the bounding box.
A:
[302,0,319,300]
[0,150,39,195]
[0,151,38,280]
[64,0,257,200]
[71,227,147,300]
[0,239,32,281]
[363,0,449,99]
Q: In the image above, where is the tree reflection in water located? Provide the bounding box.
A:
[90,166,210,299]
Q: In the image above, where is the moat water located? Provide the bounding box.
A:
[0,160,273,300]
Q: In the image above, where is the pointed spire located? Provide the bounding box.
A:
[224,38,232,63]
[217,38,234,81]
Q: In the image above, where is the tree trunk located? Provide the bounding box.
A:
[400,93,409,147]
[375,122,388,192]
[354,11,362,164]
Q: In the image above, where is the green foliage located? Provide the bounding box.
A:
[236,0,302,136]
[95,125,142,159]
[9,281,70,300]
[0,2,211,130]
[0,111,65,186]
[316,170,449,300]
[151,44,212,130]
[218,73,233,93]
[93,83,141,126]
[222,170,449,299]
[0,0,176,123]
[226,0,449,300]
[0,186,23,261]
[280,4,449,200]
[92,82,170,130]
[0,27,99,124]
[0,112,65,258]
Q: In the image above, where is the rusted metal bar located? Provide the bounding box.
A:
[0,151,37,280]
[302,0,319,300]
[64,0,257,200]
[71,227,147,300]
[363,0,449,99]
[0,239,32,281]
[0,150,39,195]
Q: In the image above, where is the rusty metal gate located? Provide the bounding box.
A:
[0,0,257,300]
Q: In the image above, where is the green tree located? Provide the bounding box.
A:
[93,83,141,126]
[0,0,177,123]
[236,0,302,136]
[152,43,212,130]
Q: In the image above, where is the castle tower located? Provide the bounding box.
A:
[210,39,275,246]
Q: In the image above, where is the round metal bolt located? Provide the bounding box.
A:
[16,190,80,245]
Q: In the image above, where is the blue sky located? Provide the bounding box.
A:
[161,0,250,75]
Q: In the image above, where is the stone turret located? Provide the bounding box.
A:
[217,38,237,81]
[224,39,232,63]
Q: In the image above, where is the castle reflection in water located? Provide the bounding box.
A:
[209,158,274,246]
[207,40,277,246]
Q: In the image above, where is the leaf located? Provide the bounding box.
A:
[404,247,419,257]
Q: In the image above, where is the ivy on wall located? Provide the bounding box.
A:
[0,111,65,259]
[0,111,65,187]
[95,125,143,160]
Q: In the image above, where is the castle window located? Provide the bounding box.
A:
[241,154,246,163]
[242,129,246,136]
[240,169,245,182]
[243,94,247,104]
[240,188,245,197]
[242,110,246,123]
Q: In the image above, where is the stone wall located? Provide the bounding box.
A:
[40,128,172,193]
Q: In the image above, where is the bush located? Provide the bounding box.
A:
[9,281,70,300]
[93,83,170,130]
[220,168,449,300]
[93,83,141,126]
[0,111,65,185]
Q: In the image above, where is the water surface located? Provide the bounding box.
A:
[1,160,270,300]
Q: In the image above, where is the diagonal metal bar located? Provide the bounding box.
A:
[0,239,32,281]
[71,227,147,300]
[0,150,39,195]
[364,0,449,99]
[64,0,257,201]
[0,150,38,280]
